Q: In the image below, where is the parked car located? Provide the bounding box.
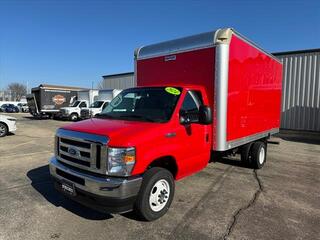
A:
[0,115,17,137]
[0,104,6,112]
[17,103,29,112]
[1,104,19,113]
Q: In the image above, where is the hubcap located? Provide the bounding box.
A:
[149,179,170,212]
[0,125,6,136]
[259,147,265,164]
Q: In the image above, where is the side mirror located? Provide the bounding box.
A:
[199,105,212,124]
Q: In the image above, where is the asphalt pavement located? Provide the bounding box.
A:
[0,113,319,240]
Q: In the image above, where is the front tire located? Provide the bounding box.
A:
[0,123,8,137]
[70,113,78,121]
[250,141,267,169]
[135,167,175,221]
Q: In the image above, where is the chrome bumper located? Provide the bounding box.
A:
[49,157,142,199]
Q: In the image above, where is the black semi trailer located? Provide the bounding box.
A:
[26,84,86,118]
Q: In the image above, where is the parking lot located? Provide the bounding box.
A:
[0,113,319,240]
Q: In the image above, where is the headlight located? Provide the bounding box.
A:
[107,147,135,176]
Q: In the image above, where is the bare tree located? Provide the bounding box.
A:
[7,83,27,101]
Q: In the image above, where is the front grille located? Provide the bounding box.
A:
[80,109,90,119]
[60,109,67,114]
[55,129,108,175]
[60,153,90,167]
[60,138,91,149]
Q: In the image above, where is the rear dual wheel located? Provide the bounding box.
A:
[241,141,267,169]
[251,141,267,169]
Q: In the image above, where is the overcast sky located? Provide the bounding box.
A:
[0,0,319,89]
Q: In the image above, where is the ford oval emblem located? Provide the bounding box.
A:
[68,147,78,156]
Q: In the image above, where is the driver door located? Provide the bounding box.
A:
[177,90,211,177]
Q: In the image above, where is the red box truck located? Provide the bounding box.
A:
[49,28,282,221]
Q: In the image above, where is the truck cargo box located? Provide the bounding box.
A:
[135,28,282,151]
[27,84,86,117]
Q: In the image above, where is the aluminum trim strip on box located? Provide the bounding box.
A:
[213,43,230,151]
[226,128,279,149]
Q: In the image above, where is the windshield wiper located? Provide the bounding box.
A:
[119,114,157,122]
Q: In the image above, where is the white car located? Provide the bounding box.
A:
[0,115,17,137]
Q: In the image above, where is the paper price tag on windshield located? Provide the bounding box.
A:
[165,87,181,95]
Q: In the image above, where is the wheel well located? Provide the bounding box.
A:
[148,156,178,179]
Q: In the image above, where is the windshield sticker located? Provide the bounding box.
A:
[165,87,181,95]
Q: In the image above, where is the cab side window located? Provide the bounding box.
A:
[181,91,203,112]
[79,102,87,108]
[180,91,203,122]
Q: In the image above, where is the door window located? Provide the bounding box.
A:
[180,91,203,122]
[79,102,87,108]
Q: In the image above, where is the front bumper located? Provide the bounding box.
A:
[49,157,142,213]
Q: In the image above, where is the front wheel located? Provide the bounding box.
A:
[70,113,78,121]
[0,123,8,137]
[135,167,175,221]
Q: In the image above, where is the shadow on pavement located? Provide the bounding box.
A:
[276,132,320,145]
[22,116,51,121]
[215,157,252,169]
[27,165,113,220]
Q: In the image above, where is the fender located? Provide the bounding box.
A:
[131,135,185,179]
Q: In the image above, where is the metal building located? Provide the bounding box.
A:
[273,49,320,132]
[100,72,134,89]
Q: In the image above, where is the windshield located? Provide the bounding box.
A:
[70,101,80,107]
[98,87,182,122]
[90,101,104,108]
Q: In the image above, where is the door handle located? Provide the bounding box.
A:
[165,132,176,138]
[205,133,209,142]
